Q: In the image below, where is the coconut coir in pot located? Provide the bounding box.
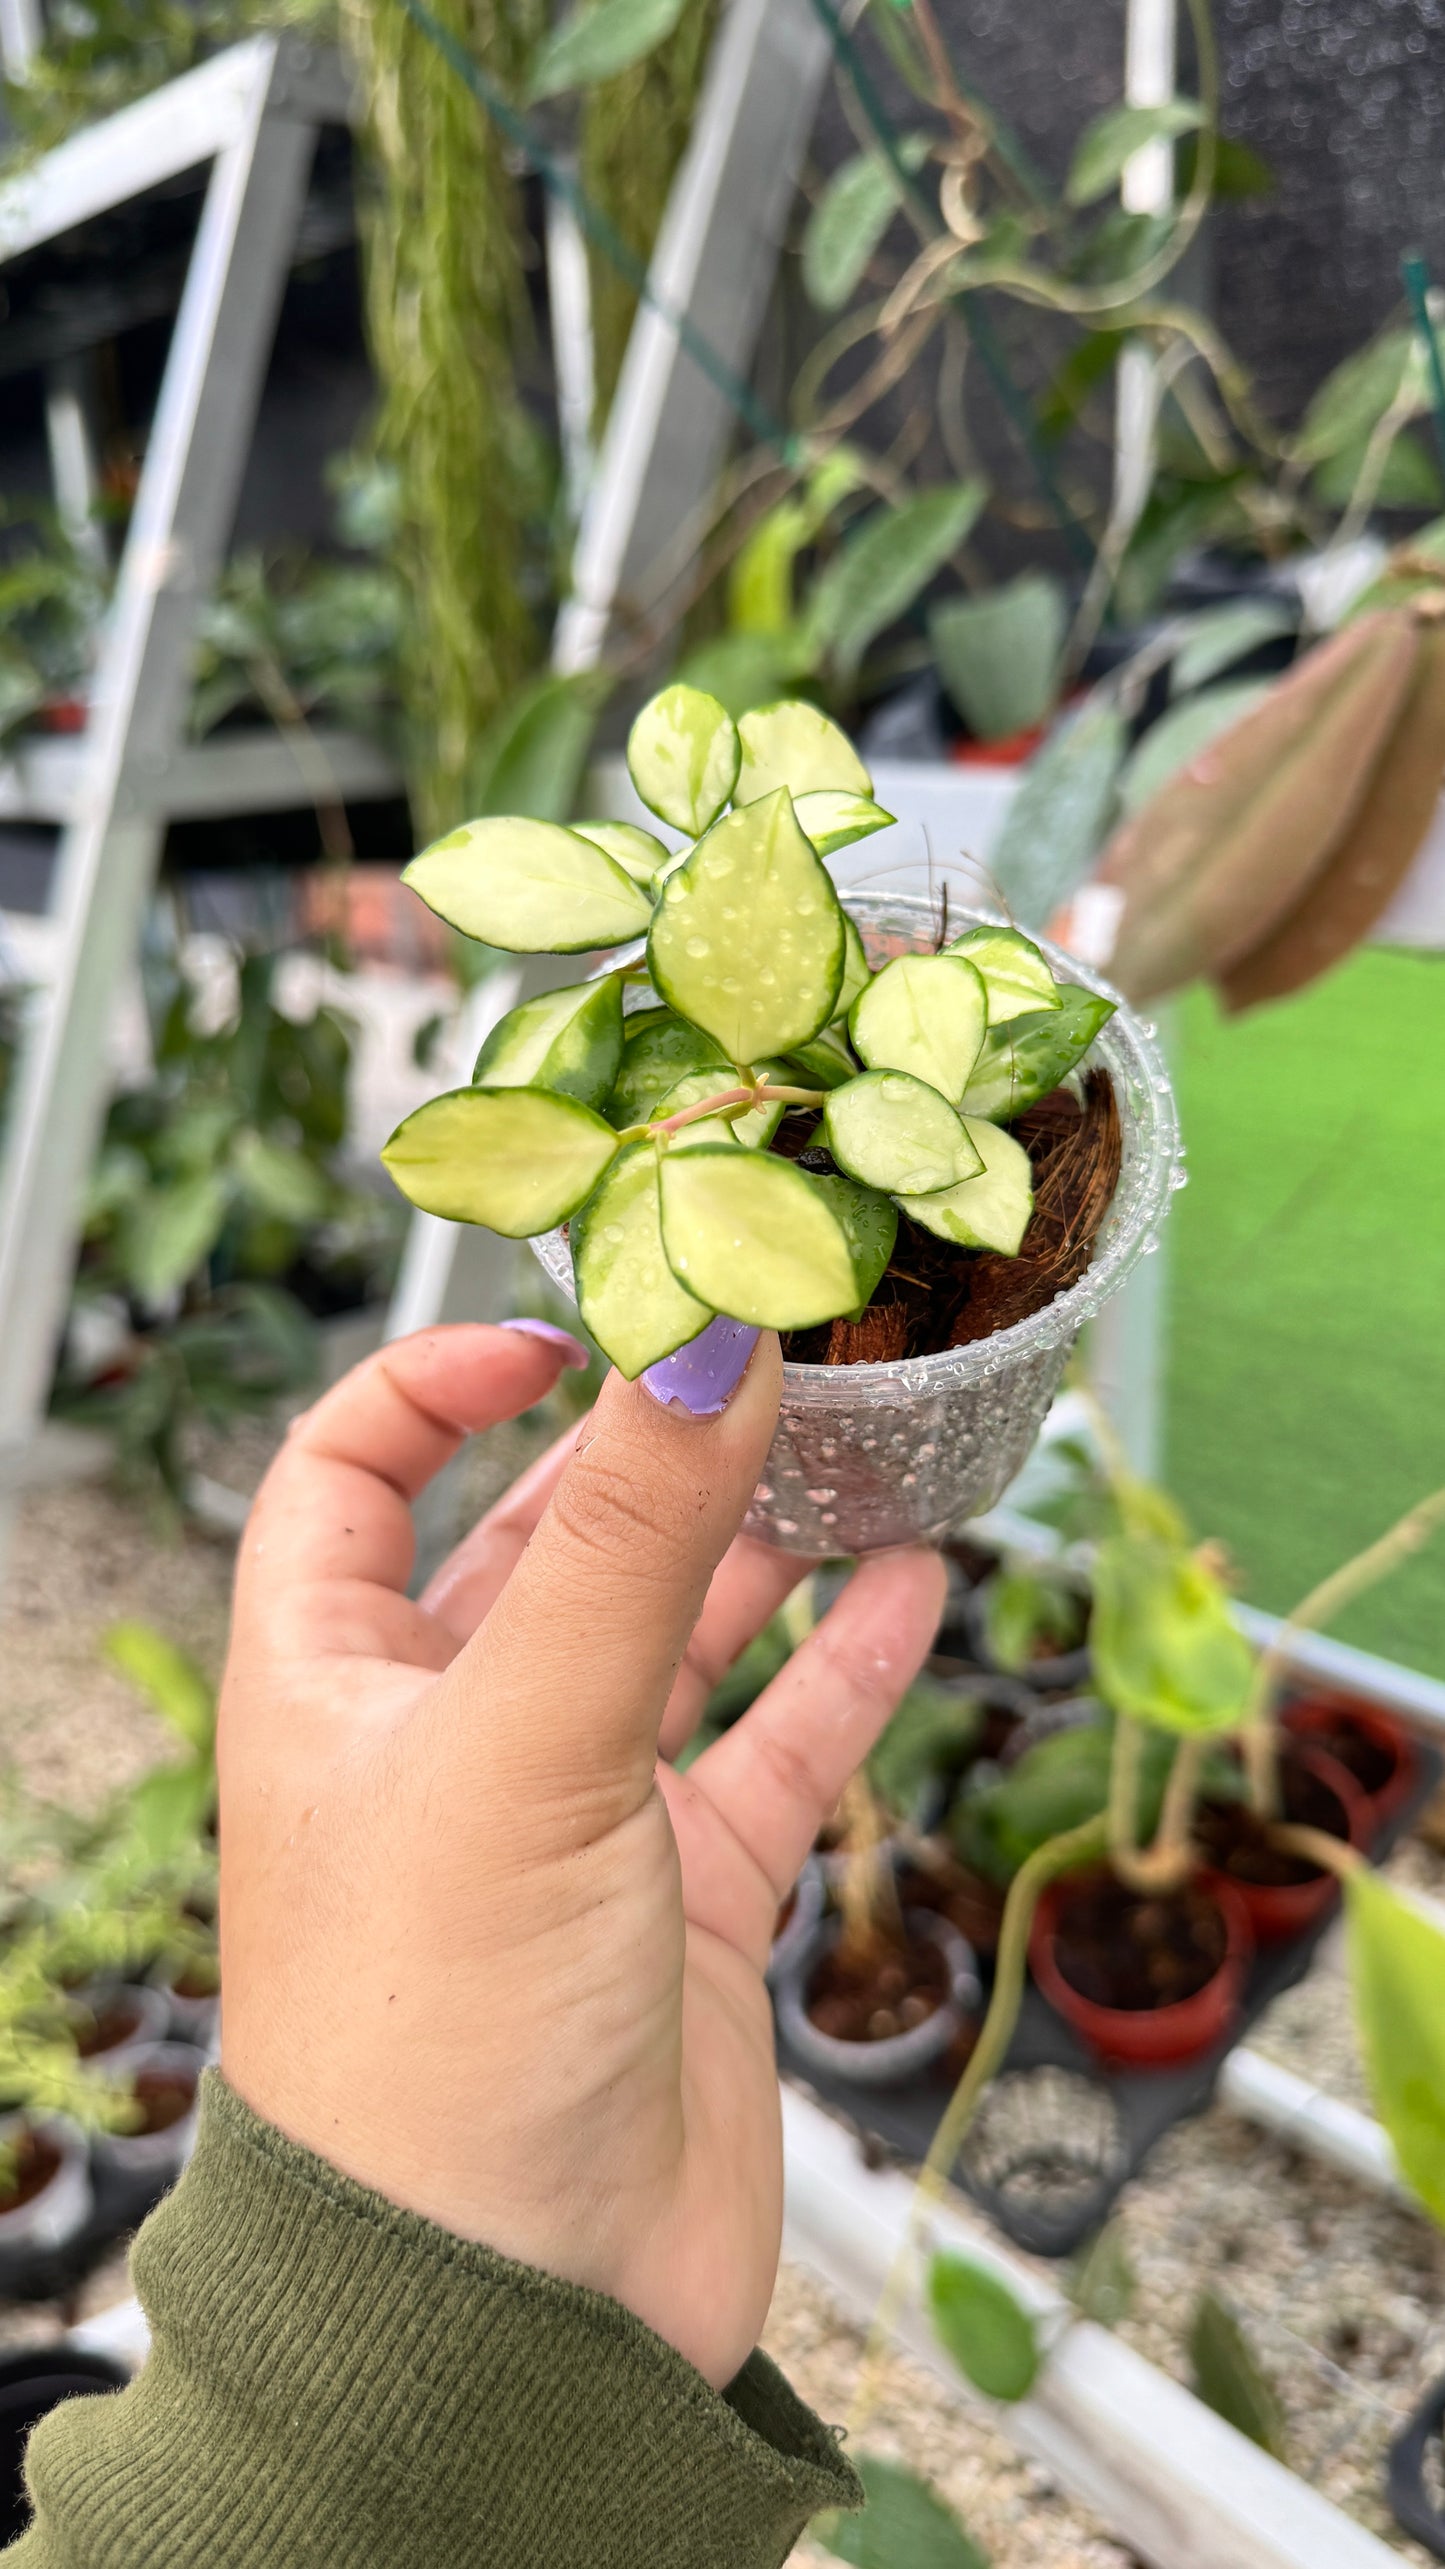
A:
[780,1071,1123,1366]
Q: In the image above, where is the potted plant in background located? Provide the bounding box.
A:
[380,682,1179,1552]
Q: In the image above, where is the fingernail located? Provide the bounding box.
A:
[499,1317,589,1371]
[642,1317,760,1417]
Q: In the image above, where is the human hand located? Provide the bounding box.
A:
[219,1321,946,2390]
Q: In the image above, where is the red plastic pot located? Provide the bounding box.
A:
[1029,1872,1254,2071]
[1282,1692,1419,1838]
[1201,1745,1369,1947]
[948,723,1048,768]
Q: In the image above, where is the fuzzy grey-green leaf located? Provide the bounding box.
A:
[850,953,988,1103]
[473,977,623,1109]
[571,1142,712,1378]
[657,1147,867,1328]
[404,817,652,952]
[627,684,739,834]
[825,1070,982,1197]
[648,789,846,1061]
[381,1087,617,1236]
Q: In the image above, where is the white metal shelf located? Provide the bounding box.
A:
[0,725,405,827]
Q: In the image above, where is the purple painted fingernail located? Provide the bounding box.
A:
[642,1316,760,1416]
[499,1317,589,1371]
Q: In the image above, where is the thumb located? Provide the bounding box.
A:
[441,1325,782,1790]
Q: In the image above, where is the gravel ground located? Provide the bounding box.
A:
[3,1450,1445,2563]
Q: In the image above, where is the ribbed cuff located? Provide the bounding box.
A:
[14,2073,860,2569]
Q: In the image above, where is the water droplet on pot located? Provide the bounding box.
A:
[1141,1233,1159,1255]
[1170,1167,1189,1190]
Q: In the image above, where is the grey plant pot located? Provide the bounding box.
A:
[767,1856,827,1990]
[532,897,1180,1556]
[774,1908,981,2091]
[0,2120,92,2293]
[91,2042,204,2189]
[68,1980,170,2070]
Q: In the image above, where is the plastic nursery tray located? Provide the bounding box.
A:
[776,1744,1442,2259]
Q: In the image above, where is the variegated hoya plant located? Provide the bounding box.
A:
[381,685,1116,1377]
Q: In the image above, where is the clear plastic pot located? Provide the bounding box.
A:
[532,896,1181,1555]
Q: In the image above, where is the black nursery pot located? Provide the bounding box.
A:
[1389,2375,1445,2562]
[0,2350,127,2545]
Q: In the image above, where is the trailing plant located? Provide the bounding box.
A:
[54,943,401,1499]
[342,0,552,834]
[0,0,329,162]
[381,684,1117,1376]
[0,503,106,743]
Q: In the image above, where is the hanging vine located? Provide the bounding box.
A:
[579,0,719,430]
[342,0,549,835]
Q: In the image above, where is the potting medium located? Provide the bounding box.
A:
[532,895,1181,1554]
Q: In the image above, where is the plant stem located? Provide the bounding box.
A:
[849,1812,1108,2436]
[1107,1713,1145,1877]
[1268,1824,1362,1884]
[619,1079,830,1145]
[1245,1484,1445,1814]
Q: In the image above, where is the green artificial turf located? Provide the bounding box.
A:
[1164,947,1445,1681]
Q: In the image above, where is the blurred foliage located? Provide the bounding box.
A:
[0,0,330,159]
[52,945,401,1501]
[578,0,718,426]
[0,503,106,744]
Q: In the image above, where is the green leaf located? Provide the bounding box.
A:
[819,2455,989,2569]
[735,700,871,803]
[103,1622,214,1751]
[930,574,1067,743]
[929,2250,1040,2401]
[404,818,652,953]
[850,954,988,1104]
[528,0,687,100]
[572,818,672,887]
[810,1172,898,1313]
[1178,132,1275,200]
[673,632,804,719]
[1295,329,1425,466]
[834,912,872,1023]
[825,1070,982,1197]
[627,684,740,834]
[1167,601,1297,698]
[230,1133,329,1227]
[381,1087,618,1237]
[944,926,1060,1026]
[802,137,930,313]
[1314,426,1443,510]
[1346,1868,1445,2223]
[648,789,845,1062]
[467,672,606,821]
[657,1148,875,1329]
[571,1142,712,1378]
[1188,2292,1287,2459]
[1119,680,1274,814]
[898,1115,1033,1255]
[473,977,624,1111]
[988,700,1127,931]
[952,1721,1117,1884]
[793,789,896,857]
[804,485,988,677]
[605,1016,728,1128]
[123,1172,232,1304]
[868,1677,987,1816]
[779,1026,859,1090]
[1065,98,1205,207]
[1090,1532,1254,1736]
[1068,2223,1136,2328]
[960,987,1116,1121]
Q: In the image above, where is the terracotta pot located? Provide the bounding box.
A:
[1030,1872,1254,2071]
[1200,1745,1369,1947]
[1282,1692,1419,1838]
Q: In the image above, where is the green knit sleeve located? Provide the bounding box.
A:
[9,2073,860,2568]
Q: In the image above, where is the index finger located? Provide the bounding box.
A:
[235,1324,584,1642]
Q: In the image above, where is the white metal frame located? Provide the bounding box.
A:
[0,37,374,1536]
